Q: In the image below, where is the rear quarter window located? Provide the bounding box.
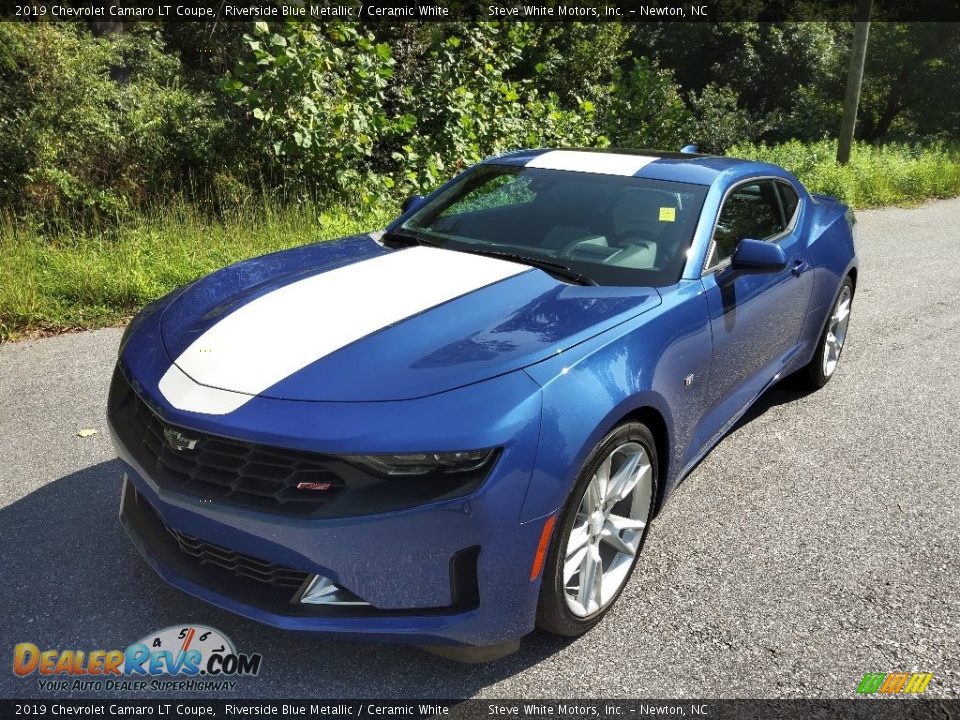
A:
[778,182,800,226]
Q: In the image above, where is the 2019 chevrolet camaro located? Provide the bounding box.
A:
[109,148,858,660]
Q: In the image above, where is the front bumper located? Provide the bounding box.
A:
[110,363,552,647]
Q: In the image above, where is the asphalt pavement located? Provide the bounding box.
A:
[1,198,958,699]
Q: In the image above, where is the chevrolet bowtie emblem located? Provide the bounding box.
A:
[164,428,199,451]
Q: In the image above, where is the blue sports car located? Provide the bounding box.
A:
[109,148,857,661]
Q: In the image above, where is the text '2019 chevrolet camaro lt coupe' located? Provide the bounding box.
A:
[109,148,857,661]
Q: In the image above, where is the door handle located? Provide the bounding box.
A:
[791,259,809,277]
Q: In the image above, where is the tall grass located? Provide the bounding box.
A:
[0,197,396,342]
[729,140,960,207]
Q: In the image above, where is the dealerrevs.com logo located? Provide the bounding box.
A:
[13,625,262,692]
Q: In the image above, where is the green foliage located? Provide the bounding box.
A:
[222,22,398,203]
[522,23,631,108]
[390,24,602,192]
[601,58,692,149]
[729,140,960,207]
[629,21,960,146]
[1,20,958,222]
[688,84,757,153]
[858,23,960,140]
[0,24,223,223]
[0,199,397,342]
[768,84,843,144]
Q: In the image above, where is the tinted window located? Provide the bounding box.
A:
[710,181,785,266]
[401,164,708,288]
[778,182,800,225]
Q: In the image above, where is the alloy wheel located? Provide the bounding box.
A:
[563,441,653,617]
[823,286,852,377]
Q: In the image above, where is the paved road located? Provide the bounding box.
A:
[1,199,959,700]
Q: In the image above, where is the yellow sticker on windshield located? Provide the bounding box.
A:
[659,207,676,222]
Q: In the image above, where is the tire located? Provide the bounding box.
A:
[799,277,854,389]
[536,422,659,637]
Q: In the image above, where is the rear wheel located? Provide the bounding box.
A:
[536,422,658,637]
[799,277,854,388]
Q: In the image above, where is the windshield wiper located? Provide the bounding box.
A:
[383,229,596,285]
[382,228,442,248]
[462,249,598,286]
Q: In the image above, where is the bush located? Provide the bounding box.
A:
[222,22,399,204]
[222,22,605,200]
[392,24,604,192]
[601,58,691,150]
[0,24,224,223]
[688,84,757,153]
[729,139,960,207]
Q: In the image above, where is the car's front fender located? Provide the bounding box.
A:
[518,280,713,522]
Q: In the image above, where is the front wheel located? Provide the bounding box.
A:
[799,277,854,388]
[536,422,658,637]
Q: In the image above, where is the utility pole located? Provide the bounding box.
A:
[837,0,873,165]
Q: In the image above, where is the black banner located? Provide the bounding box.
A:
[2,700,960,720]
[1,0,959,23]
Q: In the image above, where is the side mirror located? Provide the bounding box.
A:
[730,238,787,273]
[402,194,426,214]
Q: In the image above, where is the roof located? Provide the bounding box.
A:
[485,148,782,186]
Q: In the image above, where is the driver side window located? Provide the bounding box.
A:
[708,181,785,268]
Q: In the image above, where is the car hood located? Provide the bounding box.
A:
[159,234,661,403]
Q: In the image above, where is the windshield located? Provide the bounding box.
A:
[399,164,708,287]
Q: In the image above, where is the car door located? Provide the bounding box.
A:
[694,178,813,445]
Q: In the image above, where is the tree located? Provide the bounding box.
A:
[837,0,873,165]
[858,22,960,140]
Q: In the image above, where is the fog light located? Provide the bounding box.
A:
[299,575,369,606]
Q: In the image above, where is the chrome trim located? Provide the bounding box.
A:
[298,575,371,606]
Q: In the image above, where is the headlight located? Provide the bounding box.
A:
[343,449,499,476]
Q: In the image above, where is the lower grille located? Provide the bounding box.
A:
[121,479,481,617]
[165,526,308,590]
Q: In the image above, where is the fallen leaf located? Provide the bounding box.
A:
[76,429,98,438]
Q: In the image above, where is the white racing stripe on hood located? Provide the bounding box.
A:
[158,245,529,415]
[526,150,657,176]
[158,363,252,416]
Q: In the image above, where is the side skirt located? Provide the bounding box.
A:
[673,368,787,490]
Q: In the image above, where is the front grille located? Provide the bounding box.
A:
[110,369,344,516]
[165,526,308,590]
[109,364,495,518]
